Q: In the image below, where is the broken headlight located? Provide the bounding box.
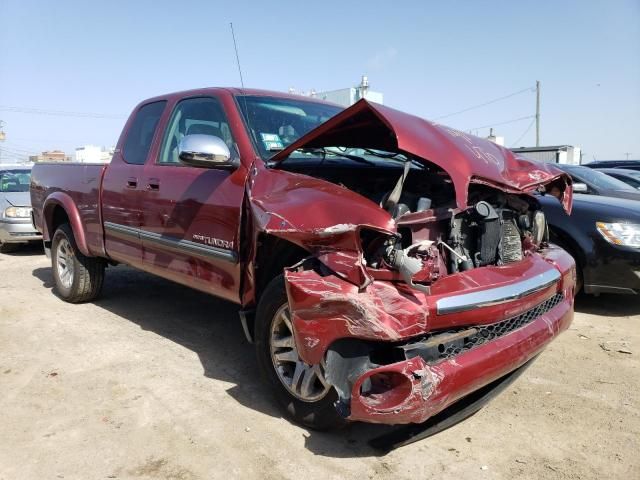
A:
[531,210,548,245]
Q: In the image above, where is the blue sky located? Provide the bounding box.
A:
[1,0,638,162]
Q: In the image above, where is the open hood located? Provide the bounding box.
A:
[270,99,572,213]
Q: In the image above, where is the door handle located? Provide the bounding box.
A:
[146,178,160,191]
[126,177,138,188]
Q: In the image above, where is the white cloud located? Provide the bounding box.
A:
[366,47,398,70]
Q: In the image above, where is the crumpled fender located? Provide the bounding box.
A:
[247,166,396,286]
[249,168,395,237]
[284,267,427,364]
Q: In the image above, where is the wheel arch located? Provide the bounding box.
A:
[254,233,309,301]
[240,233,309,341]
[43,193,91,256]
[548,225,588,290]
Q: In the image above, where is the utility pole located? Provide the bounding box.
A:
[624,152,631,161]
[0,120,5,163]
[535,80,540,147]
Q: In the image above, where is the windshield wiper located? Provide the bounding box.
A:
[276,147,377,167]
[362,149,425,169]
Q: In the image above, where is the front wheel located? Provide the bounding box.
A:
[51,223,105,303]
[255,274,346,430]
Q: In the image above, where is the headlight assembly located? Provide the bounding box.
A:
[531,210,548,245]
[596,222,640,248]
[4,206,32,219]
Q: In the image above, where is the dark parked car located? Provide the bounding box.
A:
[552,164,640,201]
[585,160,640,171]
[598,169,640,190]
[539,193,640,295]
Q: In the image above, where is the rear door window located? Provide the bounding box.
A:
[123,101,166,165]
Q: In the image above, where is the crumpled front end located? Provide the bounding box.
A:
[284,245,575,424]
[246,95,576,426]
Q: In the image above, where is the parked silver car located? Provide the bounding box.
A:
[0,165,41,252]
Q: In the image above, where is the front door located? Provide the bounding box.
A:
[139,96,246,303]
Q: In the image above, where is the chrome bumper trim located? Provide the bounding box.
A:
[436,268,561,315]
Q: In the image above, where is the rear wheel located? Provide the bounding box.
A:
[255,274,346,430]
[51,223,105,303]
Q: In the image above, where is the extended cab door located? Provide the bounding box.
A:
[139,96,246,303]
[101,100,167,267]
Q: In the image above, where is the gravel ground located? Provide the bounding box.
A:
[1,245,638,479]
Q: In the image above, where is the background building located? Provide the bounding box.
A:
[297,76,384,107]
[510,145,581,165]
[75,145,114,163]
[29,150,71,162]
[486,128,505,146]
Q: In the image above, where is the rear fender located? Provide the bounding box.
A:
[43,192,90,256]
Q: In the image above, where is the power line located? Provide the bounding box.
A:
[466,115,535,132]
[0,105,125,119]
[1,144,40,154]
[433,86,535,121]
[0,148,36,157]
[509,117,536,147]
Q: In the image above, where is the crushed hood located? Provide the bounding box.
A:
[271,99,572,213]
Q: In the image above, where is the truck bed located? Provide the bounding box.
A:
[31,162,108,257]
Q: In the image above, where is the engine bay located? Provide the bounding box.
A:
[276,158,549,293]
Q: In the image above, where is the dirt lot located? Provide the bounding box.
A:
[1,246,638,480]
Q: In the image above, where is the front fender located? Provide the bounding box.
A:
[43,192,90,256]
[247,168,396,289]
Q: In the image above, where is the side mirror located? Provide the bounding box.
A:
[573,182,588,193]
[178,134,236,169]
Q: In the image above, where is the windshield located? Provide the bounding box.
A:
[236,95,343,160]
[0,169,31,192]
[562,165,636,191]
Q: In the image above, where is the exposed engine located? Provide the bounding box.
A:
[445,196,547,273]
[276,156,549,293]
[363,190,549,294]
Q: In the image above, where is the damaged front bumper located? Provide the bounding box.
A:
[284,245,575,425]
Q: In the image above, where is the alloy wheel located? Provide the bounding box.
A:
[269,304,330,402]
[56,238,75,289]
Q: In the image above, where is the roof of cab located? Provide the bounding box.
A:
[139,87,338,106]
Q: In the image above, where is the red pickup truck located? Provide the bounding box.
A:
[31,88,575,438]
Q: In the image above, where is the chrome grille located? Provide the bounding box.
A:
[403,292,565,363]
[438,292,564,360]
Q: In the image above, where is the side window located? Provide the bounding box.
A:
[123,101,166,165]
[159,97,235,164]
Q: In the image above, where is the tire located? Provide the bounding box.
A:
[51,223,105,303]
[255,274,346,430]
[0,242,19,254]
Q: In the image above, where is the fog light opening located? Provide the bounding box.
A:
[359,372,413,410]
